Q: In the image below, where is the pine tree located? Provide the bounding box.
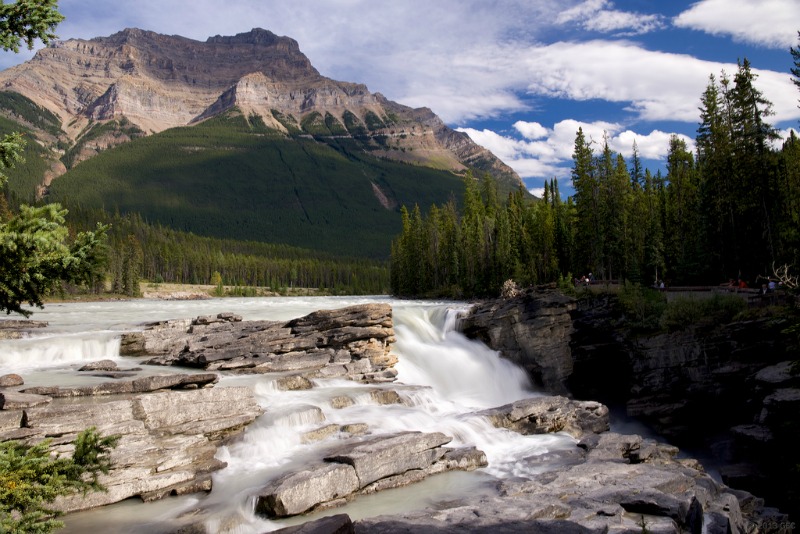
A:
[571,128,601,276]
[1,427,118,534]
[665,135,702,282]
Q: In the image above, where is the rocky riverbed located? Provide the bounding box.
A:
[0,301,791,533]
[461,287,799,524]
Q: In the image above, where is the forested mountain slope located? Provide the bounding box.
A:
[0,28,523,259]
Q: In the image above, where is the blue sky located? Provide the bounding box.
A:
[1,0,798,197]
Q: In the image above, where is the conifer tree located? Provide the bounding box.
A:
[665,135,702,282]
[571,128,601,276]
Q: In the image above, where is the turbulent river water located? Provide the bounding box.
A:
[1,296,577,532]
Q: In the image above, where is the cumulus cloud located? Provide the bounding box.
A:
[0,0,795,130]
[520,40,799,125]
[556,0,665,36]
[529,187,546,198]
[674,0,800,48]
[459,120,694,185]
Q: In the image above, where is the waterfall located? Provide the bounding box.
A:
[4,298,573,533]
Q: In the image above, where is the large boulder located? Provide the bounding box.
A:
[255,431,487,518]
[460,289,576,393]
[119,305,397,383]
[479,396,609,439]
[0,383,263,513]
[353,432,780,534]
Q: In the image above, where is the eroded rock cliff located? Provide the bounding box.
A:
[460,288,800,520]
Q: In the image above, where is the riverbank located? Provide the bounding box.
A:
[43,282,327,304]
[460,287,800,521]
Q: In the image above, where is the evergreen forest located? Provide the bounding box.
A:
[391,59,800,298]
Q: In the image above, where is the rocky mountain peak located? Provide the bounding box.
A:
[206,28,294,48]
[0,28,523,189]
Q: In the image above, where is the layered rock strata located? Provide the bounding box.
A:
[0,373,263,512]
[459,290,576,393]
[460,288,799,520]
[120,304,398,382]
[0,28,521,187]
[354,432,786,533]
[256,431,488,518]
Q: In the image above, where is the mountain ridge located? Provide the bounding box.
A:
[0,27,521,189]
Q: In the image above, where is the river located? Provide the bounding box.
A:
[1,296,576,532]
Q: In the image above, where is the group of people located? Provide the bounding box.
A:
[758,278,780,295]
[723,276,782,295]
[575,273,595,287]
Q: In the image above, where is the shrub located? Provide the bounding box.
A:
[0,427,118,534]
[660,297,703,331]
[660,293,746,331]
[617,282,667,331]
[501,279,520,299]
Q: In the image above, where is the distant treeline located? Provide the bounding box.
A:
[63,208,390,295]
[391,59,800,297]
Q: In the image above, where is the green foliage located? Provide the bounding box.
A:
[0,116,57,203]
[270,109,302,134]
[0,130,25,187]
[0,427,118,534]
[364,111,386,131]
[391,53,799,300]
[0,91,62,137]
[210,270,224,296]
[61,118,145,169]
[617,282,667,331]
[391,172,569,298]
[300,111,330,135]
[64,208,391,294]
[0,0,64,53]
[0,203,108,315]
[660,293,747,331]
[324,112,348,135]
[342,110,367,136]
[47,114,466,259]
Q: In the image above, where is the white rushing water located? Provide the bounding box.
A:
[1,297,575,533]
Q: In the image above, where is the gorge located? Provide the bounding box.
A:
[461,287,800,525]
[0,295,791,533]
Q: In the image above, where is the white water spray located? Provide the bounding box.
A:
[6,298,575,533]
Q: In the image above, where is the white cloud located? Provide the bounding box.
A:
[556,0,608,24]
[674,0,800,48]
[0,0,795,130]
[514,121,549,140]
[520,40,799,125]
[459,120,692,183]
[556,0,665,36]
[612,130,695,159]
[529,187,546,198]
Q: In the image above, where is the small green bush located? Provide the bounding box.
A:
[0,427,118,534]
[660,293,746,331]
[660,297,703,331]
[617,282,667,331]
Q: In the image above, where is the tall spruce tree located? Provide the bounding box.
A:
[665,135,703,282]
[571,128,601,276]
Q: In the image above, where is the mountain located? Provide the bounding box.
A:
[0,28,525,258]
